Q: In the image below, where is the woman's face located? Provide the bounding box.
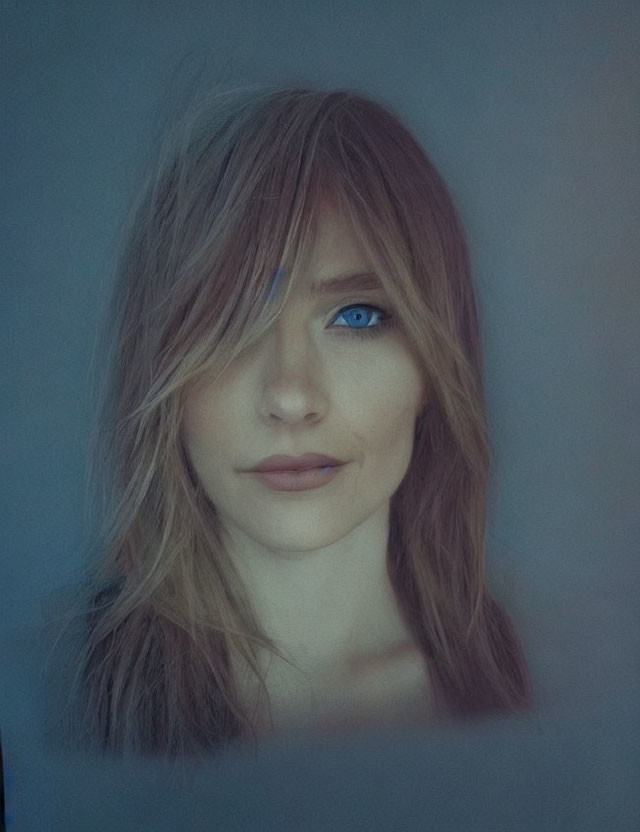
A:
[182,205,426,557]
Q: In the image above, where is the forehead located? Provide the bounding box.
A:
[307,203,364,262]
[290,204,382,297]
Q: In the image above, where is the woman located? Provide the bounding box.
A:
[69,85,532,756]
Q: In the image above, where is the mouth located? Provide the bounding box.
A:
[250,453,345,473]
[251,463,344,492]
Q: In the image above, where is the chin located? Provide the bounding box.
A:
[252,525,352,555]
[262,535,340,555]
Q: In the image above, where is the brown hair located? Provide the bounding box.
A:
[59,84,532,757]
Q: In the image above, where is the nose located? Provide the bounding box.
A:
[257,318,328,426]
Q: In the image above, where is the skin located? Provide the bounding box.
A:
[182,203,434,735]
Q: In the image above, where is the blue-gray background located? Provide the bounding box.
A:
[2,1,639,829]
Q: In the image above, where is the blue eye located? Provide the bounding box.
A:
[329,304,395,339]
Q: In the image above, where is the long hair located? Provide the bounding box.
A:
[60,84,532,756]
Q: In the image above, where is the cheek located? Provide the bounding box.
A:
[182,364,242,447]
[341,360,423,453]
[182,390,233,473]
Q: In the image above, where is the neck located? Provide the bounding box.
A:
[224,503,410,677]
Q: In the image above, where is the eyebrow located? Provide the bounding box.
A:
[307,271,384,297]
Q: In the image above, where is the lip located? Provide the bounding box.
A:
[250,453,345,473]
[252,465,344,492]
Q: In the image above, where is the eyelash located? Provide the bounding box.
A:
[329,303,396,339]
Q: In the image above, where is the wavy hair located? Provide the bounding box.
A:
[58,84,532,756]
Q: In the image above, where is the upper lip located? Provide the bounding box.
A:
[250,453,345,472]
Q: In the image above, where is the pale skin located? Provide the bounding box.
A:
[182,203,436,739]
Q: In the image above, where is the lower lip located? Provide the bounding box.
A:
[252,465,343,491]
